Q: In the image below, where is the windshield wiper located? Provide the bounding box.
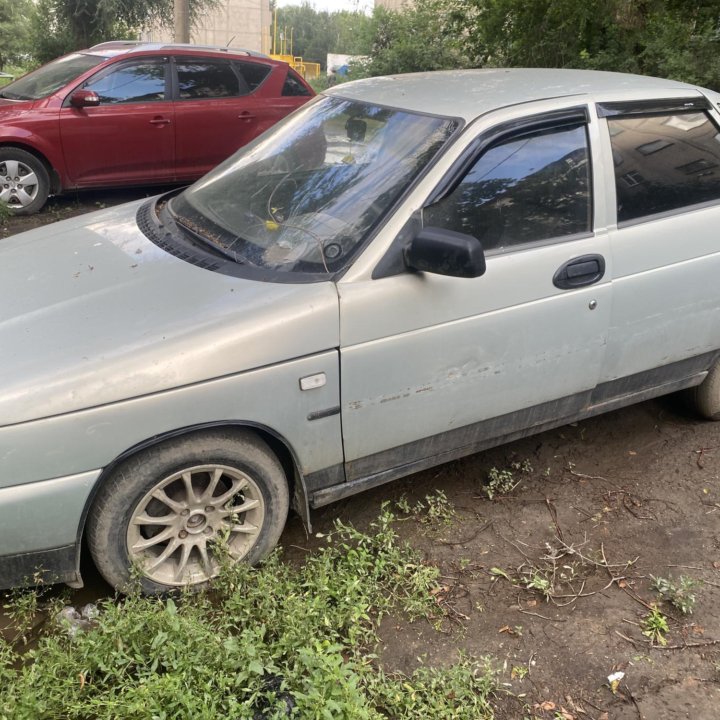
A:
[172,213,246,264]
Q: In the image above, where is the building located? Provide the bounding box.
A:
[142,0,272,54]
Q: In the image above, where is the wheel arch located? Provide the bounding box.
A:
[73,421,311,582]
[0,141,62,194]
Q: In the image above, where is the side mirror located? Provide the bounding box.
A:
[70,90,100,108]
[404,226,486,278]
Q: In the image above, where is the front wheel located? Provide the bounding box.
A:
[0,148,50,215]
[87,430,290,594]
[687,359,720,420]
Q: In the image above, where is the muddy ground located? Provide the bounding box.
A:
[2,188,720,719]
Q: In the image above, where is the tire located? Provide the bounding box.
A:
[688,359,720,420]
[0,148,50,215]
[87,429,290,594]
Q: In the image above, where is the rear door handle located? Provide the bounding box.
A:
[553,254,605,289]
[238,112,256,121]
[149,117,171,126]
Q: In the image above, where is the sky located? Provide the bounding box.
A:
[276,0,374,13]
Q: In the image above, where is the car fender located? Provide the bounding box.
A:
[0,123,67,190]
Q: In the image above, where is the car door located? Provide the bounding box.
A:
[338,105,613,481]
[59,57,175,186]
[172,58,305,179]
[596,96,720,394]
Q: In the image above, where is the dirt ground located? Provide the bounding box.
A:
[2,189,720,719]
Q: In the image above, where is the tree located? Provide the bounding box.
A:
[446,0,720,90]
[0,0,33,70]
[272,2,372,68]
[31,0,216,64]
[354,0,467,77]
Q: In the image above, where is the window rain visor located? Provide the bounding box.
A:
[169,96,458,275]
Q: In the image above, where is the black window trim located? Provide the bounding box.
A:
[426,105,591,205]
[596,96,710,118]
[66,56,170,108]
[372,106,594,279]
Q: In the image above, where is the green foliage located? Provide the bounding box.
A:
[396,490,456,528]
[0,0,33,70]
[641,604,669,646]
[0,508,496,719]
[652,574,698,615]
[272,2,372,67]
[30,0,216,64]
[484,467,516,499]
[366,657,496,718]
[355,0,467,77]
[446,0,720,90]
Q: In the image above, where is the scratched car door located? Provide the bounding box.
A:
[339,107,612,481]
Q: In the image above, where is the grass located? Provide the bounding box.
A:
[0,507,496,720]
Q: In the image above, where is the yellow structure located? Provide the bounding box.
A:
[269,12,321,80]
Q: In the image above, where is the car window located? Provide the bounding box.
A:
[0,53,105,101]
[606,111,720,223]
[176,60,241,99]
[169,96,458,277]
[82,60,166,104]
[282,69,311,97]
[234,61,271,92]
[424,123,591,251]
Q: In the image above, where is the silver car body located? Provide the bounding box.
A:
[2,68,720,587]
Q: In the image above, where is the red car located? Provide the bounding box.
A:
[0,42,315,214]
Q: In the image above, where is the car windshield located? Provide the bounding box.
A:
[0,53,105,100]
[169,95,458,275]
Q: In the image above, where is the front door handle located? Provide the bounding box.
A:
[553,254,605,289]
[149,117,171,126]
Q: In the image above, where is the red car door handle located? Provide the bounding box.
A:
[149,117,171,126]
[238,112,256,120]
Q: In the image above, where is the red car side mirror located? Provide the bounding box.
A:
[70,90,100,108]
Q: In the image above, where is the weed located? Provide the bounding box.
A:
[395,494,412,515]
[641,605,669,646]
[523,569,553,600]
[651,574,697,615]
[395,490,456,529]
[421,490,455,526]
[0,202,12,225]
[367,656,496,718]
[485,467,517,499]
[0,507,496,719]
[2,588,38,645]
[510,459,534,474]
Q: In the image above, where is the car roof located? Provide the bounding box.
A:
[326,68,701,122]
[85,41,271,61]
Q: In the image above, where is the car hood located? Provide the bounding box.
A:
[0,98,34,114]
[0,201,340,427]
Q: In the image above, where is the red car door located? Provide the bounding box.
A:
[173,58,313,179]
[59,57,175,187]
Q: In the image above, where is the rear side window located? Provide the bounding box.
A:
[607,112,720,223]
[424,123,591,252]
[234,61,271,92]
[282,69,311,97]
[176,60,239,99]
